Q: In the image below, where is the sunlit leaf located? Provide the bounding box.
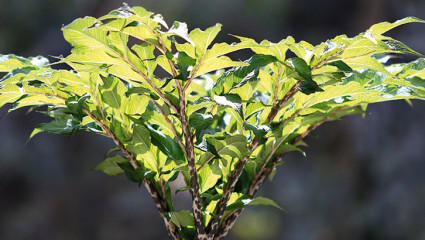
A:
[367,17,425,37]
[199,164,221,194]
[212,54,277,96]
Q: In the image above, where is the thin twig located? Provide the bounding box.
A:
[311,49,344,71]
[183,54,205,93]
[197,154,215,173]
[266,81,301,123]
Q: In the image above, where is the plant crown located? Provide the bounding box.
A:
[1,4,425,240]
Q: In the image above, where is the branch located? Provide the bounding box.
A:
[197,154,215,173]
[250,81,301,150]
[311,49,344,71]
[154,22,211,236]
[215,107,352,239]
[175,79,207,238]
[251,106,352,196]
[213,119,328,240]
[266,81,301,123]
[83,109,180,239]
[209,80,302,237]
[207,156,250,237]
[148,26,207,237]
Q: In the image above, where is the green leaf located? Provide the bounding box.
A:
[291,57,312,81]
[175,185,190,194]
[212,54,277,96]
[186,96,215,116]
[26,127,44,143]
[125,86,151,96]
[189,23,222,58]
[167,21,195,46]
[146,124,185,162]
[344,55,392,75]
[288,40,314,62]
[256,38,293,62]
[382,38,424,57]
[0,55,49,72]
[37,119,84,136]
[63,17,109,54]
[132,42,157,78]
[225,194,284,213]
[93,155,128,176]
[291,57,323,94]
[204,134,250,159]
[65,93,90,120]
[367,17,425,37]
[298,81,323,95]
[118,161,156,183]
[169,210,195,228]
[176,51,196,80]
[245,101,266,119]
[100,75,127,109]
[198,164,221,194]
[0,54,31,71]
[189,112,214,131]
[194,56,249,78]
[0,84,25,109]
[125,94,150,115]
[213,94,243,118]
[243,122,270,139]
[249,196,284,210]
[297,81,368,110]
[203,40,259,62]
[339,38,388,58]
[126,124,158,171]
[326,60,353,72]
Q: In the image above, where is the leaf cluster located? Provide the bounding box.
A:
[1,5,425,239]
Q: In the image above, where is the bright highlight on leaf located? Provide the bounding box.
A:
[1,4,425,240]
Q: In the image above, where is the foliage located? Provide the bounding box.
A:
[1,4,425,240]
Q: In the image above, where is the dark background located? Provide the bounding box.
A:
[1,0,425,239]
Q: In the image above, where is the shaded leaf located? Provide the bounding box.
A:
[65,93,90,120]
[38,119,84,136]
[118,161,156,183]
[93,155,128,176]
[249,196,284,210]
[326,60,353,72]
[189,112,214,131]
[176,51,196,80]
[146,124,185,162]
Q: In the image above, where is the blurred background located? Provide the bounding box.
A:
[1,0,425,239]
